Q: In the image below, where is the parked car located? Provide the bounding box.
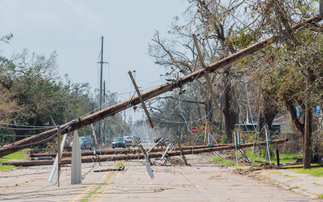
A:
[141,138,148,143]
[112,137,126,149]
[69,136,93,150]
[123,136,134,147]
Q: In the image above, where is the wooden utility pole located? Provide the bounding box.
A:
[98,36,109,144]
[128,71,154,128]
[99,36,104,144]
[57,127,61,187]
[0,16,320,158]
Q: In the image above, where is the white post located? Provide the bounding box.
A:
[71,130,82,184]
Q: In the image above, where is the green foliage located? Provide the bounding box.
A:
[0,165,15,171]
[211,157,236,167]
[226,28,259,48]
[279,152,303,163]
[1,151,29,160]
[117,162,124,167]
[244,149,301,164]
[261,145,276,159]
[288,186,299,190]
[0,150,30,170]
[291,167,323,177]
[221,135,227,144]
[0,48,100,145]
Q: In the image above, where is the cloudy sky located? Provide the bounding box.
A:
[0,0,189,100]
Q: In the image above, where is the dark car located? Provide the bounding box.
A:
[69,136,93,150]
[112,137,126,149]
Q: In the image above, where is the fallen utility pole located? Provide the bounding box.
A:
[4,139,286,166]
[0,16,320,158]
[29,144,232,158]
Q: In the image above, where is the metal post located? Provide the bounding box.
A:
[207,132,213,147]
[276,149,280,166]
[233,130,238,166]
[237,130,241,146]
[234,130,240,147]
[234,130,237,147]
[264,124,271,163]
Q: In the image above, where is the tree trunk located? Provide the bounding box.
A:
[222,82,235,143]
[263,93,280,134]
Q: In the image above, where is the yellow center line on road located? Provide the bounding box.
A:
[93,184,112,202]
[115,161,127,179]
[71,161,119,202]
[93,161,127,201]
[103,161,118,178]
[71,183,96,202]
[92,171,116,201]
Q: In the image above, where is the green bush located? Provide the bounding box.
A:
[262,145,276,159]
[221,135,227,144]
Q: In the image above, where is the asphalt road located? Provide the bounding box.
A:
[0,154,313,202]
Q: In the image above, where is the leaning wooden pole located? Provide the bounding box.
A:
[128,71,154,128]
[0,16,320,158]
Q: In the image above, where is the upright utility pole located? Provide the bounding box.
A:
[99,37,104,144]
[98,36,109,144]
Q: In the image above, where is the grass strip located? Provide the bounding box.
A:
[211,157,236,167]
[291,167,323,177]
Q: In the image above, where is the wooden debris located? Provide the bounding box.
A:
[3,139,287,167]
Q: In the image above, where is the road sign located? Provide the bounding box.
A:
[199,123,209,132]
[191,127,198,134]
